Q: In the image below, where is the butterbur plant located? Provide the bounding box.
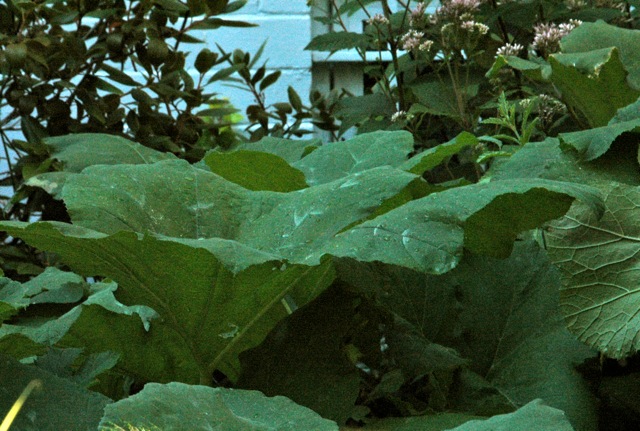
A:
[0,125,612,430]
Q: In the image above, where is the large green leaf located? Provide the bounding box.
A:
[57,159,416,266]
[326,179,602,274]
[549,48,640,128]
[0,155,418,383]
[44,133,176,172]
[337,241,598,431]
[355,413,484,431]
[99,382,338,430]
[559,117,640,161]
[545,182,640,359]
[0,353,111,431]
[449,400,574,431]
[27,134,178,197]
[292,131,414,185]
[358,396,560,429]
[0,222,335,383]
[561,20,640,88]
[488,138,640,186]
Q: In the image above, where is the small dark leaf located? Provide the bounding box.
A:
[191,17,257,29]
[147,38,169,65]
[206,64,243,84]
[273,102,292,114]
[21,116,48,144]
[259,70,280,92]
[195,48,217,74]
[288,86,303,111]
[205,0,227,14]
[154,0,189,13]
[224,0,247,13]
[94,77,123,95]
[101,64,140,87]
[5,42,28,67]
[251,65,266,86]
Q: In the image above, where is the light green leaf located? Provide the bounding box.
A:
[0,353,111,431]
[0,278,30,321]
[486,55,551,81]
[204,150,308,192]
[0,268,90,358]
[326,179,602,274]
[549,48,640,127]
[292,131,414,185]
[401,132,478,175]
[610,97,640,123]
[23,266,84,304]
[546,182,640,359]
[0,280,155,350]
[99,382,338,430]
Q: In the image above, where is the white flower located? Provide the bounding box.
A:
[419,39,434,51]
[401,30,425,50]
[391,111,407,122]
[496,42,523,57]
[367,13,389,26]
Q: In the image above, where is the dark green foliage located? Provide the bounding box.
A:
[2,1,640,430]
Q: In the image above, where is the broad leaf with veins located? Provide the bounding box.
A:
[546,182,640,359]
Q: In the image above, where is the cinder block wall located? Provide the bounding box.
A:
[195,0,313,123]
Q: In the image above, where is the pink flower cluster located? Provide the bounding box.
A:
[433,0,483,22]
[409,2,428,26]
[400,29,433,52]
[532,20,582,55]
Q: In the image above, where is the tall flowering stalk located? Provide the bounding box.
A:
[309,0,632,149]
